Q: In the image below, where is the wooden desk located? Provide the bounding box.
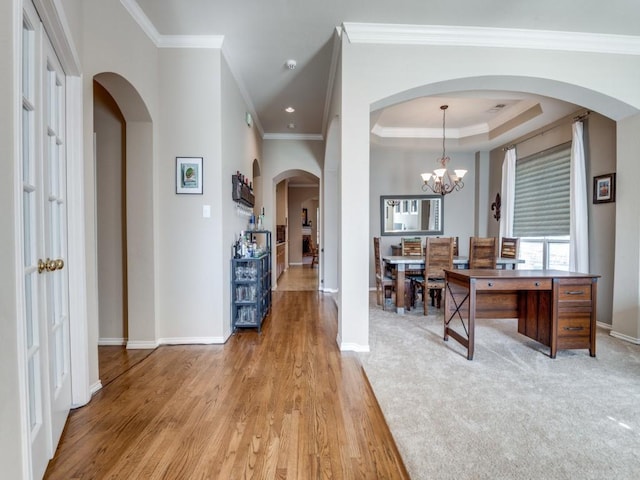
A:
[443,269,599,360]
[382,256,523,314]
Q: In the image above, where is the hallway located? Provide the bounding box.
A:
[44,281,407,479]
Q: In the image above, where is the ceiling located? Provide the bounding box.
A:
[131,0,640,162]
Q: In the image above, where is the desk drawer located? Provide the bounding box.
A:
[558,283,592,302]
[558,313,591,338]
[475,278,552,291]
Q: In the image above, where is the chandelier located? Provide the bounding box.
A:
[421,105,467,195]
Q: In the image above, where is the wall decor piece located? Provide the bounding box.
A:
[491,192,501,222]
[176,157,203,194]
[593,173,615,204]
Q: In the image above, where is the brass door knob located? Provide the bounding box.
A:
[38,259,47,274]
[55,259,64,270]
[47,258,58,272]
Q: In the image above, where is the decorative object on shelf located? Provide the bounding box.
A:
[421,105,467,196]
[176,157,203,194]
[232,171,255,207]
[386,199,400,207]
[491,192,501,222]
[593,173,616,204]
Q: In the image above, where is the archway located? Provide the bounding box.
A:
[272,169,320,290]
[93,72,157,352]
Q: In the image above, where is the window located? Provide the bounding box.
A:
[514,143,571,270]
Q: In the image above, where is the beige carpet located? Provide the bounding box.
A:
[361,294,640,479]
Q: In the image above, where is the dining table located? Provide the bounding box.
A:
[382,255,524,314]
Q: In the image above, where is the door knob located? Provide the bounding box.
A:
[38,258,64,273]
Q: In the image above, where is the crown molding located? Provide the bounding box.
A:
[343,23,640,56]
[263,133,324,141]
[121,0,223,48]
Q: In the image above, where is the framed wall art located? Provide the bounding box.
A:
[176,157,203,194]
[593,173,615,204]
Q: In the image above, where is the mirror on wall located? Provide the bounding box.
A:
[380,195,443,236]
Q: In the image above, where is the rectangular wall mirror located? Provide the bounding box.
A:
[380,195,443,236]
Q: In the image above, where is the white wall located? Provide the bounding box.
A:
[156,47,223,341]
[94,82,126,343]
[612,113,640,341]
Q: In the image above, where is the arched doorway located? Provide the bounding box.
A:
[273,170,320,291]
[92,72,157,364]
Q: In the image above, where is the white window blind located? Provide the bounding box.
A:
[513,143,571,237]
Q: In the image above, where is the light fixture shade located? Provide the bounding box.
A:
[421,172,432,182]
[454,169,467,178]
[434,168,447,178]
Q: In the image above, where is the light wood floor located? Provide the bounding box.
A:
[44,268,408,479]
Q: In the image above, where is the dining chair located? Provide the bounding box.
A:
[401,237,422,256]
[373,237,394,310]
[468,237,498,269]
[400,237,423,300]
[309,238,319,268]
[452,236,459,257]
[416,237,454,313]
[500,237,520,269]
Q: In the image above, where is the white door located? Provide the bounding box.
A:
[21,3,71,478]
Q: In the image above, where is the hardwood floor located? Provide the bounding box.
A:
[44,276,408,478]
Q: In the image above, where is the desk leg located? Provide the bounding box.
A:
[467,285,476,360]
[443,278,474,359]
[396,264,405,314]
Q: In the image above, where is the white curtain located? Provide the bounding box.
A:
[499,148,517,239]
[570,121,589,272]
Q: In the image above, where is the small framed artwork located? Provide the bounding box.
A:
[176,157,203,194]
[593,173,616,204]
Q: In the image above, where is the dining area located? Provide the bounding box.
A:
[375,235,522,315]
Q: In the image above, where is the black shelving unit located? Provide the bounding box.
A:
[231,230,271,333]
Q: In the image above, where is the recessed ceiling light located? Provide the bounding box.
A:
[285,106,295,113]
[287,123,296,129]
[285,59,297,70]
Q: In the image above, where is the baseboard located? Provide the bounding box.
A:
[339,341,370,353]
[89,380,102,396]
[289,262,303,266]
[98,337,126,346]
[126,340,159,349]
[609,330,640,345]
[596,321,612,330]
[321,287,339,293]
[158,336,228,345]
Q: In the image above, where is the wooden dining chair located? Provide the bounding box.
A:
[468,237,498,269]
[401,237,422,256]
[373,237,394,310]
[452,236,459,257]
[500,237,520,269]
[416,237,454,313]
[401,238,423,300]
[309,238,319,268]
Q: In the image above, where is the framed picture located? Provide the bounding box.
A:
[176,157,203,194]
[593,173,615,204]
